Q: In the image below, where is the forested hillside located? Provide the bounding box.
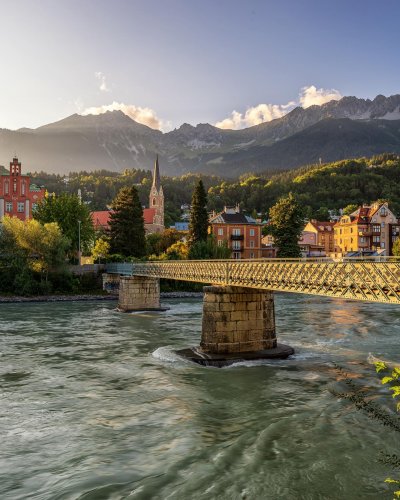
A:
[28,153,400,222]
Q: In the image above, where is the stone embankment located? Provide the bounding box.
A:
[0,292,202,303]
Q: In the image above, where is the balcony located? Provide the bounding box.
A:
[230,234,244,241]
[359,230,372,236]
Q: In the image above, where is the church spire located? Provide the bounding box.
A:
[152,154,161,191]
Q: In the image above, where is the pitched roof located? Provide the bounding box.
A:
[143,208,156,224]
[210,211,259,225]
[91,208,156,228]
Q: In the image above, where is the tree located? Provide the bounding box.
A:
[393,239,400,257]
[343,204,359,216]
[34,193,94,256]
[268,193,304,258]
[91,237,110,263]
[146,229,182,257]
[188,235,231,260]
[188,180,209,249]
[1,216,69,285]
[109,186,146,258]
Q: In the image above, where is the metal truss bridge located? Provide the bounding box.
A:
[106,258,400,305]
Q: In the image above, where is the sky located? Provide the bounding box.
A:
[1,0,399,131]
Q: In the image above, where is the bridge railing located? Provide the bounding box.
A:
[105,258,400,304]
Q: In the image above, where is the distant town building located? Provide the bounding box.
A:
[91,156,165,234]
[334,202,400,256]
[298,230,325,257]
[303,220,336,254]
[170,222,189,231]
[209,205,262,259]
[0,157,45,220]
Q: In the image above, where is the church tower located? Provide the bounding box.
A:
[149,155,164,232]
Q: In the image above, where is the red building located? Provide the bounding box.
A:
[210,206,262,259]
[0,157,46,220]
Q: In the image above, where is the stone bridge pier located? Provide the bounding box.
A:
[177,285,294,366]
[118,276,166,312]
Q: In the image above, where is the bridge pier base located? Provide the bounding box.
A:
[177,285,294,367]
[118,276,167,312]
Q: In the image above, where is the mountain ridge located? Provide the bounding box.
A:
[0,93,399,176]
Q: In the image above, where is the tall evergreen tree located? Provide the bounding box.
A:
[109,186,146,257]
[268,193,304,258]
[188,180,209,249]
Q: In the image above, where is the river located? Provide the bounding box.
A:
[1,294,399,499]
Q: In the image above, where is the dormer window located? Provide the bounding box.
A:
[380,207,387,216]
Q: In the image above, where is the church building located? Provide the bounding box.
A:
[0,157,46,220]
[91,156,165,234]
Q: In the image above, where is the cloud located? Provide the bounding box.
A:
[299,85,342,108]
[81,101,168,130]
[215,102,295,129]
[215,85,342,130]
[95,71,110,92]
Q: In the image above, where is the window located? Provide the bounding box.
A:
[360,237,366,243]
[250,252,255,259]
[153,198,156,206]
[17,202,24,213]
[250,229,255,236]
[373,225,380,233]
[217,240,223,247]
[382,222,385,228]
[232,240,241,250]
[6,202,12,212]
[380,207,387,216]
[21,181,26,195]
[381,242,385,249]
[373,236,380,243]
[250,240,254,248]
[4,181,9,194]
[13,180,17,193]
[233,252,241,259]
[232,228,241,236]
[218,228,223,236]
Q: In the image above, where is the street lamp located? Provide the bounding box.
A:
[78,220,81,266]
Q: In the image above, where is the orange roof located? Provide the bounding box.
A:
[91,208,156,229]
[143,208,156,224]
[91,211,112,228]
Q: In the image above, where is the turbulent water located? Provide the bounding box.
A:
[1,294,400,499]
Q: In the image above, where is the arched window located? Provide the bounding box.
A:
[153,198,156,206]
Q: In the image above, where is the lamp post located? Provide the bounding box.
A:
[78,220,81,266]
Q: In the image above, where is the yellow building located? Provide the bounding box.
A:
[334,202,400,256]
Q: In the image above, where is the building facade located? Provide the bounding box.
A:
[304,220,336,254]
[334,202,400,256]
[0,157,45,220]
[91,156,165,234]
[210,206,262,259]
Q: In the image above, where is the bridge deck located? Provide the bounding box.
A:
[106,259,400,304]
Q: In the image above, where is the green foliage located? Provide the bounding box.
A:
[188,236,231,260]
[146,229,182,257]
[109,186,146,258]
[393,239,400,257]
[34,193,95,256]
[188,180,209,248]
[268,193,304,258]
[343,204,359,216]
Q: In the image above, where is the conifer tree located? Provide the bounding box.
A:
[188,180,209,249]
[109,186,146,258]
[268,193,304,258]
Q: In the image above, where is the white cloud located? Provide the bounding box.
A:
[299,85,342,108]
[215,85,342,130]
[95,71,110,92]
[81,101,168,131]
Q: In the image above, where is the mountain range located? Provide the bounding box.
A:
[1,94,400,177]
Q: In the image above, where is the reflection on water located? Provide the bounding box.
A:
[0,295,399,499]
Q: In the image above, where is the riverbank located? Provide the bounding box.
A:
[0,291,203,303]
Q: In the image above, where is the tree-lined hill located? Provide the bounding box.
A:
[28,153,400,222]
